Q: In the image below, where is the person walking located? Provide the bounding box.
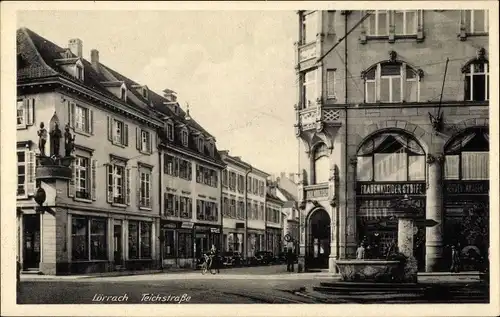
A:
[286,242,295,272]
[450,245,461,273]
[356,243,365,260]
[210,245,220,274]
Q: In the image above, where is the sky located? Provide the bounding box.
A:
[17,10,299,176]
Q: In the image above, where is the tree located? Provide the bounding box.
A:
[461,202,489,253]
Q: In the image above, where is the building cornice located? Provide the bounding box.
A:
[322,100,489,110]
[17,76,164,129]
[160,143,225,169]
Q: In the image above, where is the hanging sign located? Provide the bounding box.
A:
[356,182,425,196]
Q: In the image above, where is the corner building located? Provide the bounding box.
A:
[294,10,490,272]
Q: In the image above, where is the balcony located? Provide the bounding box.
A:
[298,107,341,132]
[298,42,317,62]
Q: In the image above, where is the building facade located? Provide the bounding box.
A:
[157,96,225,270]
[294,10,490,272]
[265,183,285,255]
[275,175,300,252]
[245,168,270,258]
[219,151,251,255]
[17,28,164,274]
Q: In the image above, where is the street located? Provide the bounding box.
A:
[17,265,489,304]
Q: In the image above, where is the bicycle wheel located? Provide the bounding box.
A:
[201,263,208,275]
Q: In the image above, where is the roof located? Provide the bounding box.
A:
[17,27,223,165]
[277,187,297,202]
[266,192,283,205]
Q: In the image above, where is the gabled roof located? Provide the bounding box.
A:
[17,27,223,164]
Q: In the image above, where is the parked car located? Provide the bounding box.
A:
[254,251,274,265]
[222,251,243,267]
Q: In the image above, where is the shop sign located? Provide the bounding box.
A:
[305,187,329,199]
[162,223,178,229]
[444,181,489,195]
[181,222,194,229]
[356,182,425,196]
[210,228,220,233]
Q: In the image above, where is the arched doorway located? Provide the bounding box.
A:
[307,208,331,269]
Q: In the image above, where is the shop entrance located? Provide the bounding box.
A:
[113,222,123,268]
[307,209,331,269]
[22,214,41,270]
[195,233,209,259]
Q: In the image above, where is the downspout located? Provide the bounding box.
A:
[219,167,224,252]
[158,144,164,270]
[342,12,349,260]
[244,167,252,261]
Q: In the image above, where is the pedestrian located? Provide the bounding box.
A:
[210,245,220,274]
[356,243,365,260]
[286,245,295,272]
[450,245,461,273]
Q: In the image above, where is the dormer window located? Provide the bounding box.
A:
[198,137,204,153]
[208,141,215,157]
[120,85,127,101]
[181,129,189,147]
[142,87,148,99]
[166,122,174,141]
[75,60,84,81]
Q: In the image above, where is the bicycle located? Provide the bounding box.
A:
[201,254,218,275]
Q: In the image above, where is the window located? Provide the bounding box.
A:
[198,137,204,152]
[179,196,192,218]
[128,220,152,259]
[237,175,244,193]
[247,177,252,193]
[178,159,192,180]
[223,170,228,187]
[196,165,218,187]
[16,99,34,128]
[108,117,128,146]
[238,200,245,219]
[76,64,84,80]
[367,10,389,36]
[364,62,420,103]
[71,217,107,261]
[75,156,90,199]
[164,193,178,217]
[142,87,148,99]
[301,11,318,44]
[356,132,426,182]
[136,129,152,153]
[17,149,35,197]
[181,129,188,146]
[229,172,236,190]
[444,128,489,180]
[314,143,330,184]
[196,199,218,221]
[75,105,91,133]
[139,167,152,208]
[394,10,417,35]
[230,199,236,218]
[107,162,129,205]
[259,203,264,220]
[166,123,174,141]
[326,69,336,99]
[302,69,317,108]
[120,87,127,101]
[464,62,489,101]
[462,10,489,34]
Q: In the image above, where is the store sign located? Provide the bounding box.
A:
[162,223,178,229]
[444,181,489,195]
[210,228,220,234]
[357,182,425,196]
[305,187,329,199]
[181,222,194,229]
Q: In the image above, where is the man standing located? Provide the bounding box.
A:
[286,241,295,272]
[356,243,365,260]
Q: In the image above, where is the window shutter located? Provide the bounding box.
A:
[124,124,129,146]
[26,151,36,196]
[148,132,153,153]
[106,164,113,203]
[173,158,179,177]
[188,198,193,217]
[126,167,131,205]
[68,101,75,128]
[27,99,35,126]
[91,159,97,201]
[89,110,94,134]
[68,158,75,197]
[107,116,113,142]
[136,128,141,150]
[137,168,141,207]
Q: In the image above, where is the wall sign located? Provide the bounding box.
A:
[210,228,220,234]
[162,222,178,229]
[357,182,425,196]
[305,187,329,199]
[444,181,489,195]
[181,222,194,229]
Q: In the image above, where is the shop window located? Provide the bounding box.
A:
[356,132,426,181]
[313,143,330,184]
[444,128,489,180]
[71,216,107,261]
[164,230,176,258]
[128,220,152,259]
[178,232,193,258]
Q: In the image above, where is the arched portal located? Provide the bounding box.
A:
[307,208,331,269]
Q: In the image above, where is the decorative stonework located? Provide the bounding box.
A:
[349,157,358,167]
[323,109,340,122]
[426,153,445,165]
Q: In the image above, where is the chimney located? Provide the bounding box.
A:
[68,38,83,58]
[163,89,177,102]
[90,49,99,71]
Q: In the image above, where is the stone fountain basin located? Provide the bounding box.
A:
[335,259,401,282]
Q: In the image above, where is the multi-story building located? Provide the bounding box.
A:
[219,151,251,255]
[16,28,164,274]
[275,174,300,251]
[294,10,490,272]
[265,182,285,255]
[245,167,269,258]
[157,93,225,269]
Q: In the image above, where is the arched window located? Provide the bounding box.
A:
[463,61,489,101]
[444,128,489,180]
[313,143,330,184]
[363,62,420,103]
[356,132,425,181]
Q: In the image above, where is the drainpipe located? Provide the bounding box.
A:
[343,12,349,259]
[219,167,224,252]
[158,145,164,270]
[244,167,252,262]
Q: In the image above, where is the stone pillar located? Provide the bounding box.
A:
[329,206,338,273]
[297,202,307,273]
[398,217,417,283]
[425,154,444,272]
